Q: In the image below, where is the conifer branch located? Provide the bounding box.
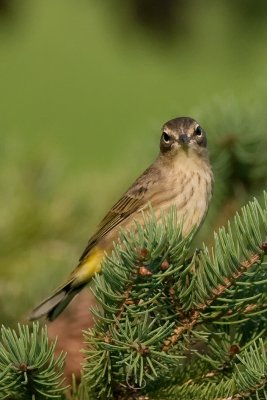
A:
[162,251,262,352]
[82,194,267,399]
[1,193,267,399]
[200,253,261,309]
[0,323,68,399]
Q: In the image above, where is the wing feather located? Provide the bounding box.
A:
[79,163,161,261]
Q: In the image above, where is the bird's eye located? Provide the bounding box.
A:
[162,132,170,143]
[195,126,202,136]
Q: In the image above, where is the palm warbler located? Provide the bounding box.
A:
[29,117,213,321]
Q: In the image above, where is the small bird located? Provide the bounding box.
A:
[29,117,213,321]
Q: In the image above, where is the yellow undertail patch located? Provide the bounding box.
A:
[74,247,105,285]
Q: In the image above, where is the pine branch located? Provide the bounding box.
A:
[164,339,267,400]
[162,251,262,352]
[1,193,267,400]
[82,193,267,399]
[0,323,68,399]
[83,208,192,398]
[162,195,267,353]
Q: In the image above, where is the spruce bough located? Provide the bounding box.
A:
[1,193,267,399]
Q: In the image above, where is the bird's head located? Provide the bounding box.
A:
[160,117,208,160]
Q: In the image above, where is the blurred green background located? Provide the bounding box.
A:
[1,0,267,326]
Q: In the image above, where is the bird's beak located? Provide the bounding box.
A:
[178,134,190,146]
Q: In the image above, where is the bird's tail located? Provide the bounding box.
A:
[28,279,86,321]
[29,247,104,321]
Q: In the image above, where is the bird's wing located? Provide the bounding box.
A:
[79,163,161,261]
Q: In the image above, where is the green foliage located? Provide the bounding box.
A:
[80,193,267,399]
[1,2,267,398]
[69,376,92,400]
[0,323,67,399]
[181,195,267,314]
[0,192,267,399]
[83,208,190,398]
[162,339,267,400]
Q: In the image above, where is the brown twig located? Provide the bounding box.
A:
[217,376,267,400]
[115,284,134,321]
[162,252,261,352]
[200,253,261,310]
[183,370,218,387]
[178,363,267,400]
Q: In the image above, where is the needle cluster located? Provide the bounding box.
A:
[0,194,267,399]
